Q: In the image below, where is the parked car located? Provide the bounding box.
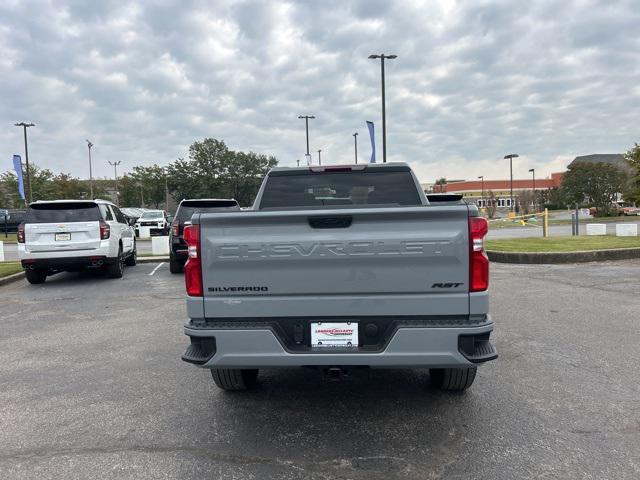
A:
[180,163,496,392]
[589,203,640,216]
[18,199,137,284]
[135,210,170,236]
[169,199,239,273]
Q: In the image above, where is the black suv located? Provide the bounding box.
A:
[169,199,239,273]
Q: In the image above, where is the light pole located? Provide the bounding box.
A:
[108,160,121,205]
[368,53,397,163]
[305,153,312,166]
[86,140,94,199]
[296,159,300,167]
[353,132,358,164]
[317,149,322,166]
[138,184,144,207]
[14,122,35,203]
[298,115,315,156]
[504,154,519,212]
[478,175,484,207]
[529,168,536,212]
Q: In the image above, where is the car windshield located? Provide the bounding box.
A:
[26,203,101,223]
[177,200,238,222]
[259,170,422,209]
[140,211,163,219]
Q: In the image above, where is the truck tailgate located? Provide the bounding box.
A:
[199,206,470,318]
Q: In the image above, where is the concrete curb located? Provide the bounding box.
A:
[487,247,640,264]
[0,271,25,286]
[138,256,169,263]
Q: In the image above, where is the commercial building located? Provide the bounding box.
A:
[422,173,564,210]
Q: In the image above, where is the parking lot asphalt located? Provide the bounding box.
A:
[1,260,639,479]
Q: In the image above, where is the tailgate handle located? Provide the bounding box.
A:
[308,216,352,229]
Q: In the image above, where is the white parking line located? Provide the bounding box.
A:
[148,263,165,276]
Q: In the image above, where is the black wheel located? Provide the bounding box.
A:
[169,255,183,274]
[125,242,137,266]
[106,247,124,278]
[25,269,47,284]
[210,369,259,391]
[430,367,477,391]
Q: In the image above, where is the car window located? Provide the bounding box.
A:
[26,203,102,223]
[99,204,114,221]
[259,171,422,209]
[141,211,163,219]
[177,200,239,222]
[112,206,127,224]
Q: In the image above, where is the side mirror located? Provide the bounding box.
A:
[128,218,136,226]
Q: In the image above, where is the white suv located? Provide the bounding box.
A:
[18,199,137,284]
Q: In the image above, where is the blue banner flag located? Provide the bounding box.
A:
[13,155,25,200]
[366,121,376,163]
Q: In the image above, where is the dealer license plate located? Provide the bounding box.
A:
[311,322,358,348]
[55,233,71,241]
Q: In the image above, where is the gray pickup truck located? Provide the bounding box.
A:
[181,163,496,391]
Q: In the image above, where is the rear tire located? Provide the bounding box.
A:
[25,269,47,284]
[169,255,183,274]
[125,242,137,266]
[210,369,259,391]
[430,367,477,391]
[106,248,124,278]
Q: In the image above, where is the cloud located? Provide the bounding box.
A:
[1,0,639,184]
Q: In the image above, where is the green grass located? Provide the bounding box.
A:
[0,262,23,278]
[486,235,640,253]
[0,233,17,244]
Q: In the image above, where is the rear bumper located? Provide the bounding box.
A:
[21,255,114,270]
[183,319,496,368]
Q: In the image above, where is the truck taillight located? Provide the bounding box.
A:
[100,220,110,240]
[469,216,489,292]
[17,223,25,243]
[171,219,179,236]
[183,224,203,296]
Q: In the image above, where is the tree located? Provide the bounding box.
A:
[623,143,640,204]
[543,187,568,210]
[561,162,626,216]
[485,190,497,219]
[167,138,278,207]
[517,190,536,215]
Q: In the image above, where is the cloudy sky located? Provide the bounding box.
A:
[1,0,639,183]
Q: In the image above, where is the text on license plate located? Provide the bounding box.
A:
[55,233,71,241]
[311,322,358,348]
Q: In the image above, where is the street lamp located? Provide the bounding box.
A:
[14,122,35,203]
[86,140,94,199]
[108,161,121,205]
[317,149,322,166]
[368,53,397,163]
[353,132,358,164]
[305,153,312,166]
[529,168,536,212]
[478,175,484,208]
[504,154,519,212]
[298,115,315,156]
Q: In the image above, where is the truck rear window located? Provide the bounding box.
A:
[259,171,422,209]
[26,203,101,223]
[177,200,239,222]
